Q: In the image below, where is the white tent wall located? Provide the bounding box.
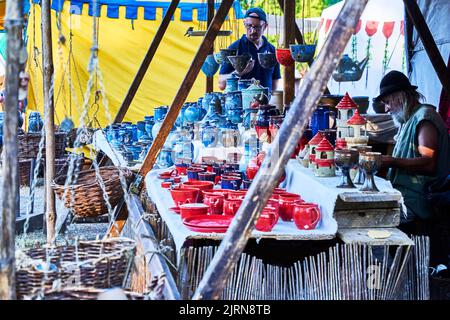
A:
[409,0,450,108]
[316,0,405,112]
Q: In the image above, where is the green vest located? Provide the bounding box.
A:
[388,104,450,221]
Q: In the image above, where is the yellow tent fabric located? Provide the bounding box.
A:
[26,1,241,128]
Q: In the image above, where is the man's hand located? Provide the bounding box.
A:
[380,155,395,168]
[235,59,255,77]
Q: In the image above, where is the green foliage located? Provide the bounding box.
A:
[239,0,338,18]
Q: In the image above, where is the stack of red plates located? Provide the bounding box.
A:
[183,215,233,233]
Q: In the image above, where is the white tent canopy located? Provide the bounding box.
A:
[316,0,405,112]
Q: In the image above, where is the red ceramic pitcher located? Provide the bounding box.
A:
[293,203,321,230]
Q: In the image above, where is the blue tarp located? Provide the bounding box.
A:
[30,0,244,21]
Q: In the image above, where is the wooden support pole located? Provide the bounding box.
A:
[404,6,414,74]
[193,0,368,300]
[283,0,295,106]
[41,0,56,244]
[403,0,450,96]
[0,0,23,300]
[114,0,180,123]
[206,0,214,93]
[138,0,235,177]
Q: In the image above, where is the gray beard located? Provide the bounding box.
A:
[391,110,406,127]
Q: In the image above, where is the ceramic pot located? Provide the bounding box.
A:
[279,193,302,221]
[293,203,321,230]
[28,111,43,133]
[255,207,279,232]
[290,44,316,63]
[170,187,200,207]
[223,198,243,216]
[224,72,240,93]
[202,192,225,215]
[201,54,220,77]
[275,48,295,67]
[257,52,277,69]
[228,53,253,74]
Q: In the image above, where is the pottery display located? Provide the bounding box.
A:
[352,145,372,184]
[241,80,269,111]
[278,193,302,221]
[314,137,335,177]
[200,121,218,147]
[275,47,295,67]
[257,52,277,69]
[238,79,253,91]
[180,203,209,221]
[224,73,240,93]
[334,148,358,188]
[219,120,240,147]
[255,207,279,232]
[170,186,200,207]
[359,152,382,192]
[214,48,237,65]
[290,44,316,63]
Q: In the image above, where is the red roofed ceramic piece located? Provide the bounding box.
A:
[336,92,358,109]
[347,109,367,125]
[308,131,325,146]
[315,137,334,152]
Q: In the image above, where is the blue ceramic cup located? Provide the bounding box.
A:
[221,177,242,190]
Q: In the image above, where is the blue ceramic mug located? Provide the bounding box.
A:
[221,176,242,190]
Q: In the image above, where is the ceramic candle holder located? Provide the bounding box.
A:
[359,152,382,192]
[334,149,358,188]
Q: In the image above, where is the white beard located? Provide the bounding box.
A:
[391,110,406,127]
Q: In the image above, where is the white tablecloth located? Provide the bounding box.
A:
[92,130,141,171]
[281,159,404,227]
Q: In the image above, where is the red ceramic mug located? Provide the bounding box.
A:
[223,198,242,216]
[170,187,199,208]
[293,203,321,230]
[255,207,279,232]
[203,192,225,215]
[180,203,209,221]
[181,181,214,201]
[278,193,302,221]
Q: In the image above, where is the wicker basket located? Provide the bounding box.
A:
[16,237,136,299]
[18,132,67,159]
[51,166,133,217]
[53,155,85,177]
[0,158,36,186]
[28,287,146,300]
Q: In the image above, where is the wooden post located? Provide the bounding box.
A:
[41,0,56,244]
[192,0,368,300]
[283,0,295,106]
[138,0,235,177]
[0,0,23,300]
[404,6,414,74]
[206,0,214,93]
[403,0,450,95]
[113,0,180,123]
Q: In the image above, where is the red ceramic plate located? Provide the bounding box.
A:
[169,206,181,214]
[183,214,233,232]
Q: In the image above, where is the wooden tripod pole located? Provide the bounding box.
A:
[403,0,450,96]
[41,0,56,244]
[206,0,214,93]
[138,0,235,177]
[0,0,23,300]
[193,0,368,300]
[114,0,181,123]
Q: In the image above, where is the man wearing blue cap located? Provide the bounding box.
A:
[218,7,281,91]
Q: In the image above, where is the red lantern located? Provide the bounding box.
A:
[382,22,395,39]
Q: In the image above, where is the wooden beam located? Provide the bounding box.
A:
[0,0,23,300]
[113,0,180,124]
[192,0,369,300]
[41,0,57,245]
[283,0,295,105]
[138,0,235,177]
[404,6,414,74]
[206,0,214,93]
[403,0,450,96]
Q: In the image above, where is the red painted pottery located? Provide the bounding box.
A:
[223,198,243,216]
[170,187,199,207]
[183,214,233,233]
[276,48,295,67]
[279,193,302,221]
[180,203,209,221]
[293,203,321,230]
[255,207,279,232]
[203,192,225,215]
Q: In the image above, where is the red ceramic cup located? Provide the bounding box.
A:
[278,193,302,221]
[170,187,199,208]
[161,181,172,188]
[293,203,321,230]
[267,198,281,214]
[180,203,209,221]
[181,181,214,201]
[202,193,225,215]
[255,207,279,232]
[223,198,242,216]
[246,165,259,180]
[227,190,247,200]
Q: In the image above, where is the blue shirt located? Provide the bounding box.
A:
[219,35,281,90]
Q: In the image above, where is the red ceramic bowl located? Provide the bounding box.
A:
[180,203,209,221]
[170,187,200,207]
[181,181,214,201]
[276,48,295,67]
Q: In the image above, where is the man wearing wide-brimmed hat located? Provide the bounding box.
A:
[376,70,450,237]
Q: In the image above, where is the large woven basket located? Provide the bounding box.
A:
[18,132,67,159]
[51,166,133,217]
[0,158,35,186]
[16,237,136,299]
[28,287,146,300]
